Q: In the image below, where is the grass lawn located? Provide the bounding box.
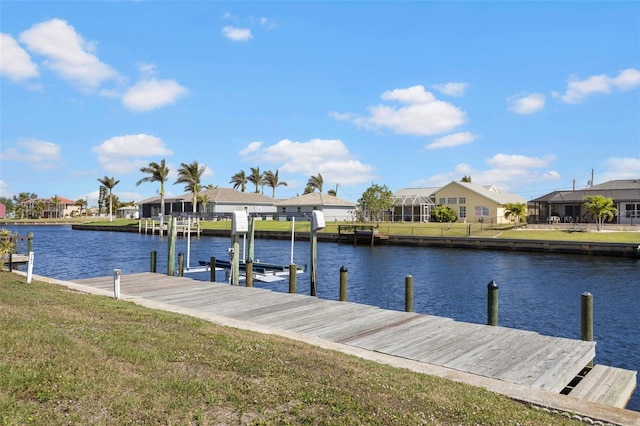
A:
[0,272,582,425]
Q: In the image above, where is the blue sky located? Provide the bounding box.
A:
[1,1,639,206]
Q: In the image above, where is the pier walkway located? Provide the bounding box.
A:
[63,272,638,425]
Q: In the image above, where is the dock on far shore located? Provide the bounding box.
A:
[61,272,639,424]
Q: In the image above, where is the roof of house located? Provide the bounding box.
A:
[198,187,276,205]
[393,188,438,206]
[437,181,527,205]
[25,196,77,205]
[530,179,640,203]
[275,192,356,208]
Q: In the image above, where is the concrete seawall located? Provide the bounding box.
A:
[71,224,640,258]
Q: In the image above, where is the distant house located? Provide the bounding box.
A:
[138,188,277,219]
[22,196,79,218]
[529,179,640,224]
[0,203,5,219]
[275,193,356,222]
[433,181,527,224]
[392,188,438,222]
[116,205,140,219]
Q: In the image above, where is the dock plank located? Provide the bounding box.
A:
[66,272,638,410]
[570,365,637,408]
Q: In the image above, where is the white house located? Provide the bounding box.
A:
[275,193,356,222]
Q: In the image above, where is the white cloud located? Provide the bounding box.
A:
[122,77,188,111]
[426,132,476,149]
[335,85,466,136]
[0,33,39,81]
[432,82,468,97]
[415,153,560,192]
[598,157,640,182]
[222,26,252,41]
[239,138,375,186]
[239,141,263,156]
[19,18,119,91]
[260,17,278,31]
[0,139,62,170]
[507,93,546,114]
[92,134,173,174]
[553,68,640,104]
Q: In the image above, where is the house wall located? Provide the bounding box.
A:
[434,187,507,224]
[278,206,354,222]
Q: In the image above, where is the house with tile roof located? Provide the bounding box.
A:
[22,196,79,218]
[275,192,356,222]
[433,181,527,224]
[529,179,640,224]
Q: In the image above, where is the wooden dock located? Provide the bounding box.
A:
[70,272,636,412]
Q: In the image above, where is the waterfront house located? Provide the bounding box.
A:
[275,193,356,222]
[433,181,527,224]
[22,196,79,218]
[529,179,640,224]
[116,205,140,219]
[391,188,438,222]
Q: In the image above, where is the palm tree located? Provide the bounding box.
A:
[583,195,618,231]
[262,169,288,198]
[75,198,87,217]
[175,161,207,213]
[230,171,247,192]
[504,202,527,229]
[97,176,120,222]
[307,173,324,193]
[137,159,170,224]
[461,175,472,183]
[50,194,62,219]
[247,167,263,193]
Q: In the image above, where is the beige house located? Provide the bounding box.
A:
[434,181,527,224]
[23,196,80,218]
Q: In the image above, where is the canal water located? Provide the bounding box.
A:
[5,225,639,411]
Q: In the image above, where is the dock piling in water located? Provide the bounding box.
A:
[150,250,157,273]
[487,280,499,326]
[289,263,297,293]
[210,256,216,282]
[339,266,348,301]
[246,259,254,287]
[178,252,184,277]
[405,275,414,312]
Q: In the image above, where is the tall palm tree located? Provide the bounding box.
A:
[75,198,87,217]
[230,171,247,192]
[247,167,263,193]
[504,202,527,229]
[175,161,207,213]
[97,176,120,222]
[583,195,617,231]
[262,169,288,198]
[137,159,170,224]
[307,173,324,193]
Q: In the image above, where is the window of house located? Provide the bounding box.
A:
[439,197,446,205]
[297,207,301,212]
[447,197,457,204]
[281,207,286,212]
[459,197,466,204]
[474,206,490,217]
[459,206,466,219]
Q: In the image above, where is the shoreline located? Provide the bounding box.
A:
[69,223,640,259]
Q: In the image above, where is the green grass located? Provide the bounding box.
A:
[0,271,582,425]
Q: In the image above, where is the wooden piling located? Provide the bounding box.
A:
[405,275,414,312]
[581,292,594,367]
[339,266,348,301]
[310,231,318,296]
[487,280,499,326]
[289,263,297,293]
[150,250,157,273]
[209,256,216,282]
[27,232,33,253]
[167,217,176,276]
[178,252,184,277]
[245,259,253,287]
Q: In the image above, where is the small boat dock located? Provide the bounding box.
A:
[64,272,638,422]
[338,225,389,245]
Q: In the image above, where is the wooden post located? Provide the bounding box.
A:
[178,252,184,277]
[405,275,414,312]
[208,256,216,282]
[150,250,157,273]
[167,217,176,276]
[113,269,121,299]
[339,266,348,301]
[289,263,297,293]
[581,292,594,367]
[247,216,255,264]
[27,232,33,253]
[12,231,18,253]
[231,235,240,286]
[487,280,499,326]
[245,259,253,287]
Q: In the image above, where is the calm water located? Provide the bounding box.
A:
[6,225,640,411]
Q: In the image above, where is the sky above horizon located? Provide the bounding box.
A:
[1,1,639,206]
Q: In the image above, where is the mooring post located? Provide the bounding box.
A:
[178,252,184,277]
[310,211,325,297]
[150,250,157,273]
[167,217,176,276]
[210,256,216,282]
[245,259,253,287]
[113,269,121,299]
[27,232,33,253]
[487,280,499,326]
[289,263,297,293]
[581,292,594,367]
[339,266,348,302]
[405,275,414,312]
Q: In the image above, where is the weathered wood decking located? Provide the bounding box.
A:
[71,272,636,410]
